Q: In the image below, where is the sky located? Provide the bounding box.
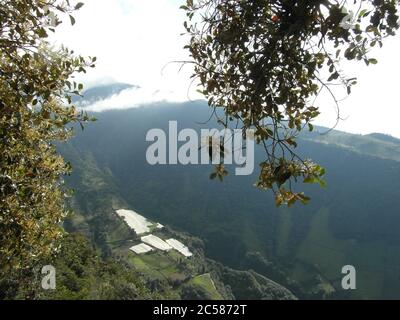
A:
[53,0,400,138]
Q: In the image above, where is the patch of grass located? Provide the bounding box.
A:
[189,274,222,300]
[141,252,173,269]
[127,254,167,280]
[148,223,160,233]
[128,251,188,282]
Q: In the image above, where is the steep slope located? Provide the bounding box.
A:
[59,99,400,299]
[0,233,158,300]
[61,140,296,300]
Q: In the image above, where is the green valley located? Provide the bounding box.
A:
[57,94,400,299]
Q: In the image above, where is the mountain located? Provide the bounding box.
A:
[366,133,400,144]
[302,128,400,162]
[73,83,138,106]
[60,136,296,300]
[59,89,400,300]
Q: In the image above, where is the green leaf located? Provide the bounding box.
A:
[358,9,369,18]
[304,176,317,184]
[327,72,339,82]
[69,15,76,26]
[298,194,311,205]
[75,2,84,10]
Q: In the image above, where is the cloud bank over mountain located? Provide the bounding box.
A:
[79,84,201,112]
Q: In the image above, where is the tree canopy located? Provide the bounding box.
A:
[182,0,400,205]
[0,0,95,271]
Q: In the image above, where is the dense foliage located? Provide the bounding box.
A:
[0,233,157,300]
[0,1,95,271]
[181,0,400,205]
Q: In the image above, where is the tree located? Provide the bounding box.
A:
[0,0,95,272]
[181,0,400,206]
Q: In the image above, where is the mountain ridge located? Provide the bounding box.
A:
[60,87,400,299]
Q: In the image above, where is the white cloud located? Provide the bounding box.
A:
[51,0,400,138]
[53,0,199,96]
[315,35,400,138]
[83,85,190,112]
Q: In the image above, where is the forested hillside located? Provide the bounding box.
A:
[58,95,400,299]
[60,136,296,300]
